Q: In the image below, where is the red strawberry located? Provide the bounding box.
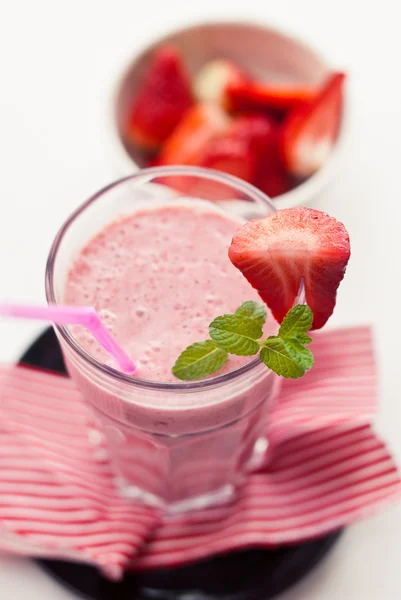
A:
[255,150,292,198]
[153,103,230,196]
[199,137,257,183]
[192,114,275,186]
[280,72,345,178]
[228,207,350,330]
[226,80,317,118]
[224,114,292,197]
[193,59,249,107]
[178,138,257,200]
[196,114,291,196]
[157,103,230,166]
[227,114,277,154]
[126,46,194,150]
[228,115,292,198]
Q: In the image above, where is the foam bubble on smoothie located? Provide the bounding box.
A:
[64,201,276,382]
[99,308,117,330]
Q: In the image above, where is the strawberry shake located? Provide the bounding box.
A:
[47,170,281,511]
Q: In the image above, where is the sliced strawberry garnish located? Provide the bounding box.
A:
[193,59,249,107]
[157,103,230,166]
[226,80,317,119]
[126,46,193,150]
[280,72,345,178]
[228,207,350,330]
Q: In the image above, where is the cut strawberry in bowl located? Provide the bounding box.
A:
[227,114,277,153]
[255,150,293,199]
[157,112,291,198]
[226,80,317,119]
[280,72,346,179]
[199,138,257,183]
[157,103,230,166]
[180,138,257,201]
[153,103,231,196]
[125,46,193,150]
[156,110,258,198]
[232,115,294,198]
[227,114,293,197]
[228,207,350,330]
[193,59,249,107]
[160,113,276,188]
[196,114,277,180]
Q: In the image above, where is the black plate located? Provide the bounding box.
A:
[20,328,342,600]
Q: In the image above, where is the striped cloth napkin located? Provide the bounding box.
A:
[0,326,400,580]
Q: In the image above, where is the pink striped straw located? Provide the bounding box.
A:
[0,302,136,374]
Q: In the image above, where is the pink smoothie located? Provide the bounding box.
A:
[62,200,279,508]
[65,202,273,383]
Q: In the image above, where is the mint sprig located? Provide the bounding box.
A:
[209,314,263,355]
[235,300,267,326]
[172,301,314,381]
[278,304,313,340]
[260,337,305,378]
[172,340,228,381]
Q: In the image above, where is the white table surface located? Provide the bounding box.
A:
[0,1,400,598]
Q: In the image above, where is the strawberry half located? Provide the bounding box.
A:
[280,72,345,178]
[193,59,249,107]
[126,46,193,150]
[226,80,317,119]
[228,207,350,330]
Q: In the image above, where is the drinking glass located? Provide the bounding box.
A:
[46,167,280,513]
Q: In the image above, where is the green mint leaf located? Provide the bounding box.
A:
[209,314,263,356]
[235,301,267,327]
[279,305,313,340]
[172,300,315,382]
[283,339,314,370]
[260,336,305,379]
[172,340,228,381]
[294,333,312,345]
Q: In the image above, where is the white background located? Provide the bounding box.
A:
[0,1,400,598]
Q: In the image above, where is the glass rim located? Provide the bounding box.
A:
[45,166,276,391]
